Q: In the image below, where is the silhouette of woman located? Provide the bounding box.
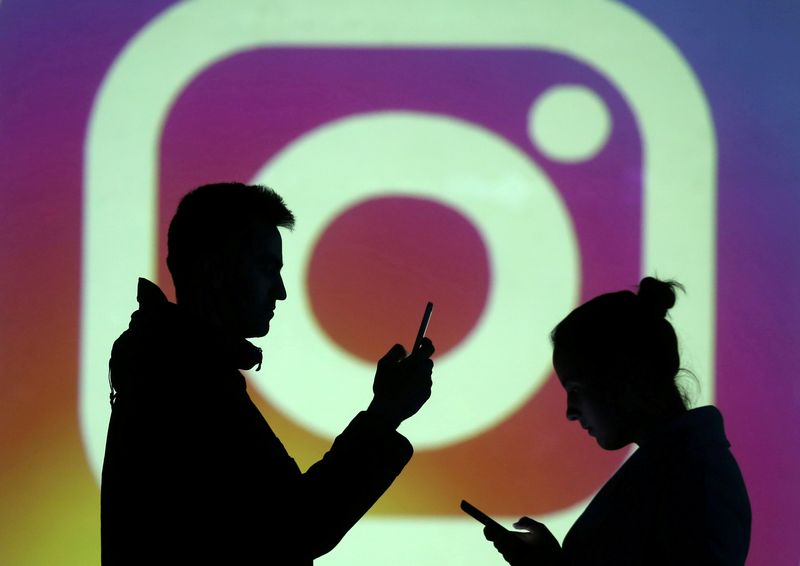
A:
[483,277,751,565]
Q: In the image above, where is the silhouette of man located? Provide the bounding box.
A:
[101,183,434,565]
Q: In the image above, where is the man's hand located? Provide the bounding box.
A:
[483,517,562,566]
[367,338,435,429]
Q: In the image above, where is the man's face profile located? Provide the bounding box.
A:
[189,222,287,339]
[231,223,287,338]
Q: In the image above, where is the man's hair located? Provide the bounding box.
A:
[167,183,295,295]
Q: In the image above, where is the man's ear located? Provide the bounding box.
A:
[196,255,226,292]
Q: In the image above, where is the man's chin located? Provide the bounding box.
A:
[245,322,270,339]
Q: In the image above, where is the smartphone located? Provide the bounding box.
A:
[460,499,508,532]
[412,301,434,351]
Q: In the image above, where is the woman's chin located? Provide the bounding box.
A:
[595,435,630,451]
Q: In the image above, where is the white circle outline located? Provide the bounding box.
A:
[248,111,580,449]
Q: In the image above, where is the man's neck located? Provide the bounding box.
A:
[177,294,234,338]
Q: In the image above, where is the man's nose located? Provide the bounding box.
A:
[274,275,287,301]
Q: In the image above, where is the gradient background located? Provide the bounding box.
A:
[1,1,799,564]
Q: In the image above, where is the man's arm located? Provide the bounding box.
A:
[293,338,435,558]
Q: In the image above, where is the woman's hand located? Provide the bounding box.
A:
[483,517,562,566]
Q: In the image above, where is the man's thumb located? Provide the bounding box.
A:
[379,343,407,365]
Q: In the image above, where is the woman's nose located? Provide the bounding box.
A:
[566,396,580,421]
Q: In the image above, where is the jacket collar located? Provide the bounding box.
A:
[136,277,263,372]
[637,405,730,451]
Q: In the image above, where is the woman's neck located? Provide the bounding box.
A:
[633,388,688,445]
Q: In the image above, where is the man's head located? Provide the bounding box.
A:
[167,183,295,338]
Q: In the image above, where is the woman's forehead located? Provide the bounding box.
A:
[553,345,618,384]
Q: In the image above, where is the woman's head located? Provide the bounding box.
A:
[551,277,687,449]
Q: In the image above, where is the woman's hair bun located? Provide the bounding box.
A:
[637,277,682,318]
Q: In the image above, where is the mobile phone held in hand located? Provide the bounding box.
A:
[460,499,508,532]
[412,301,434,351]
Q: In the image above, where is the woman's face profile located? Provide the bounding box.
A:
[554,348,636,451]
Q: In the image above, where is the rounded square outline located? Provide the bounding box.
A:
[80,1,716,560]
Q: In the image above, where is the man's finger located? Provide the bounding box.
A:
[414,337,435,358]
[408,337,434,360]
[483,525,506,542]
[418,358,434,374]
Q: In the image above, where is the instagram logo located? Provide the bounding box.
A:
[81,2,716,562]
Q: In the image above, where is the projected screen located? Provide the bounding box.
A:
[1,1,797,565]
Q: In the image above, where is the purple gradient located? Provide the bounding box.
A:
[624,3,800,562]
[0,0,173,425]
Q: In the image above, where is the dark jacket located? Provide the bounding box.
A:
[562,406,751,565]
[101,279,413,565]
